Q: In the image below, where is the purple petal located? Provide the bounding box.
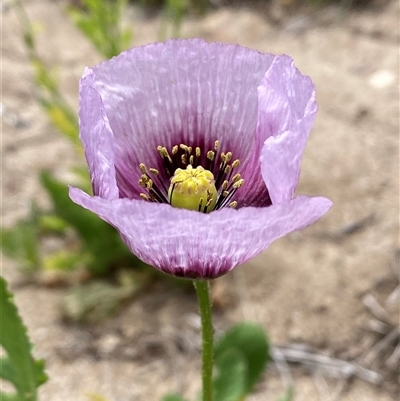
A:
[82,39,276,190]
[69,187,332,279]
[79,83,119,200]
[261,112,316,204]
[257,55,317,203]
[237,55,316,206]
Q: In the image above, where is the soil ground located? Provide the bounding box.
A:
[1,0,399,400]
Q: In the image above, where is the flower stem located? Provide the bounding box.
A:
[194,280,214,401]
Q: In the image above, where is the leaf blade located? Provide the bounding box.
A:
[0,276,48,400]
[214,323,270,395]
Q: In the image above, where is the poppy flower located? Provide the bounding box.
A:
[69,38,332,279]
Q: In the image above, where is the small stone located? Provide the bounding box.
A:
[368,70,396,89]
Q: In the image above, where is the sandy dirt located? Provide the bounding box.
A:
[1,0,399,400]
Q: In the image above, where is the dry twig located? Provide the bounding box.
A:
[271,343,382,383]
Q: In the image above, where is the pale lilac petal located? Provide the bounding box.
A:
[257,55,317,203]
[237,55,316,206]
[70,187,332,279]
[72,40,331,280]
[83,39,275,186]
[79,84,119,200]
[261,112,316,204]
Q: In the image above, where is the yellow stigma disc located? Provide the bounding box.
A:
[168,165,218,213]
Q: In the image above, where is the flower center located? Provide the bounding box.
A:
[169,165,218,213]
[138,140,244,212]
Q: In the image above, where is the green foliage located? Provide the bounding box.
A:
[68,0,132,59]
[14,0,81,149]
[62,269,150,322]
[1,205,41,273]
[159,0,210,39]
[213,348,247,401]
[164,324,269,401]
[213,323,270,400]
[8,1,143,279]
[0,276,48,400]
[40,170,146,275]
[161,0,188,37]
[1,171,147,276]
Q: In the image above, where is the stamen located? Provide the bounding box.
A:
[218,189,238,209]
[233,179,244,189]
[157,145,175,177]
[148,188,165,203]
[232,173,241,183]
[232,159,240,168]
[215,153,229,189]
[141,140,244,212]
[139,163,147,174]
[157,146,171,161]
[139,174,149,188]
[207,151,215,161]
[138,168,169,204]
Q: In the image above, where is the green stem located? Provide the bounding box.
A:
[194,280,214,401]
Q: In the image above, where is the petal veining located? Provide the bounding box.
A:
[79,84,119,200]
[257,55,317,203]
[82,39,276,190]
[72,40,332,279]
[70,186,332,279]
[235,55,315,207]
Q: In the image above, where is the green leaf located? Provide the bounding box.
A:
[15,1,80,149]
[121,28,133,50]
[214,323,269,396]
[40,99,79,146]
[213,348,247,401]
[1,205,41,272]
[0,276,48,400]
[43,250,83,272]
[40,170,141,274]
[162,394,188,401]
[39,214,69,233]
[0,357,17,383]
[61,273,144,323]
[68,0,132,59]
[0,393,19,401]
